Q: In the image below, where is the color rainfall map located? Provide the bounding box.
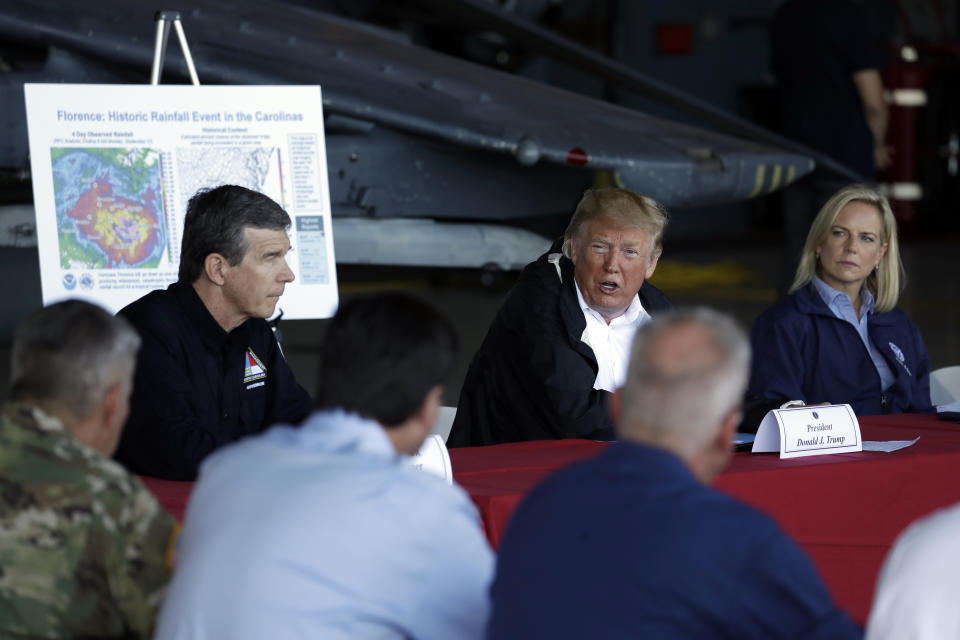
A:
[26,84,337,319]
[51,147,166,269]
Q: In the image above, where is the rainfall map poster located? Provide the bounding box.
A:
[25,84,338,320]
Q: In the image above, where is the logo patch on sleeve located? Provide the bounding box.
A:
[243,348,268,384]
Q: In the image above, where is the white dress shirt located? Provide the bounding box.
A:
[866,501,960,639]
[574,281,649,392]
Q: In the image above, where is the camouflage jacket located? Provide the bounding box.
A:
[0,404,177,638]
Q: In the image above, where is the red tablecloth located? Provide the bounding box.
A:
[142,413,960,624]
[448,413,960,623]
[141,476,192,522]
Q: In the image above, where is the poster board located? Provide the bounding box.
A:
[24,83,337,319]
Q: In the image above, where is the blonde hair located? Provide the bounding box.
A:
[562,188,668,258]
[790,184,903,312]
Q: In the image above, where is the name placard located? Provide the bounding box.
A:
[752,404,862,459]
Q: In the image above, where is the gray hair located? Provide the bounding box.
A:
[561,188,668,259]
[618,308,750,455]
[9,300,141,419]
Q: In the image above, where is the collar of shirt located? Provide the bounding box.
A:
[812,275,875,323]
[574,280,648,392]
[171,280,249,352]
[1,403,105,461]
[264,408,400,461]
[811,276,895,392]
[2,403,67,436]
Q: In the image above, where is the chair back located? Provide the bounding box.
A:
[431,405,457,441]
[930,366,960,405]
[410,434,454,484]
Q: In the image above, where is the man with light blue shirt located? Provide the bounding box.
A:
[154,294,494,640]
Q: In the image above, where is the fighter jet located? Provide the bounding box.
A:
[0,0,822,270]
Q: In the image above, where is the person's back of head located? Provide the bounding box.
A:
[9,299,141,455]
[317,293,457,453]
[178,184,291,284]
[3,301,176,639]
[615,308,750,483]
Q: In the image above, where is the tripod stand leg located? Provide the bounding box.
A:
[149,10,200,86]
[150,17,173,85]
[173,19,200,86]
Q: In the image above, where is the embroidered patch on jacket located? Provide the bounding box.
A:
[243,348,267,383]
[888,342,912,376]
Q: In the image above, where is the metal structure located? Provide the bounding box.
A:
[150,10,200,86]
[0,0,818,267]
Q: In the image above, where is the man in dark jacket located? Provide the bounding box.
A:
[116,185,313,480]
[448,188,672,447]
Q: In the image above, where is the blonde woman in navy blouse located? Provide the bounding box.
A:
[749,184,932,419]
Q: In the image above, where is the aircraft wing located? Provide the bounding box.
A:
[0,0,812,212]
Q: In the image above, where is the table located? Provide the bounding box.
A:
[142,475,192,522]
[142,413,960,624]
[449,413,960,623]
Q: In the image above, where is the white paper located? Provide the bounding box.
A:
[937,401,960,413]
[752,404,862,458]
[409,434,454,484]
[862,437,920,453]
[24,84,338,319]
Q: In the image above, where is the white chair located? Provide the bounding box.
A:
[930,366,960,406]
[410,434,454,484]
[431,405,457,442]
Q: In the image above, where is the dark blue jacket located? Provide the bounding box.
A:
[116,281,313,480]
[749,283,932,417]
[448,239,672,447]
[488,442,861,639]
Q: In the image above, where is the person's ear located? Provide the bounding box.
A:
[398,385,443,455]
[410,384,443,453]
[415,385,444,436]
[101,383,122,428]
[715,408,741,453]
[644,248,661,280]
[568,237,579,265]
[86,383,123,455]
[203,253,229,286]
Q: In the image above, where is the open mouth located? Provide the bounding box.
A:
[599,281,619,294]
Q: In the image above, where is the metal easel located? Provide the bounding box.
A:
[150,10,200,85]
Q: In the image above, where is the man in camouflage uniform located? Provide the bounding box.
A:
[0,300,178,638]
